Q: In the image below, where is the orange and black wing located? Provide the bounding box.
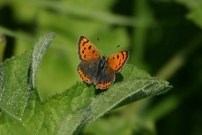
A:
[107,51,129,72]
[78,36,101,61]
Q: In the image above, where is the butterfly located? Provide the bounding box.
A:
[77,36,129,90]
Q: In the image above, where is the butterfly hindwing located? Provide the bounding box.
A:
[77,60,98,84]
[78,36,101,61]
[107,51,129,72]
[94,65,116,89]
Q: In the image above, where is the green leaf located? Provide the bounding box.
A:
[0,33,172,135]
[31,32,55,87]
[0,66,171,135]
[54,65,171,135]
[0,50,32,120]
[0,32,55,120]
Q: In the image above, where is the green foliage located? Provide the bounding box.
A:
[0,33,55,120]
[0,0,131,99]
[0,33,6,61]
[1,0,202,134]
[0,34,171,135]
[175,0,202,28]
[0,51,32,119]
[31,32,55,87]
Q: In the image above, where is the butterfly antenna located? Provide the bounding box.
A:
[97,37,100,46]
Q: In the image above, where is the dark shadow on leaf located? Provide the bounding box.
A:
[115,73,123,83]
[85,83,91,87]
[95,89,104,95]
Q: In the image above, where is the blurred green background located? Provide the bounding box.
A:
[0,0,202,135]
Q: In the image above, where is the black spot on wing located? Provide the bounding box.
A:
[88,45,92,50]
[121,52,125,59]
[82,40,89,46]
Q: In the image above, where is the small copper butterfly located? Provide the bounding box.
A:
[77,36,129,90]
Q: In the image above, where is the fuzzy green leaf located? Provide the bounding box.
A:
[0,65,172,135]
[31,32,55,87]
[0,33,172,135]
[0,51,32,120]
[54,65,172,135]
[0,32,55,120]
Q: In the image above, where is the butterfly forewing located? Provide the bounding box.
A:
[107,51,129,72]
[78,36,101,61]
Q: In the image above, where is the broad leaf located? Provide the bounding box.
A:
[0,51,32,120]
[0,64,172,135]
[31,32,55,87]
[0,33,172,135]
[53,65,171,135]
[0,32,55,120]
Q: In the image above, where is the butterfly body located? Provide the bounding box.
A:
[77,36,129,90]
[97,56,106,70]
